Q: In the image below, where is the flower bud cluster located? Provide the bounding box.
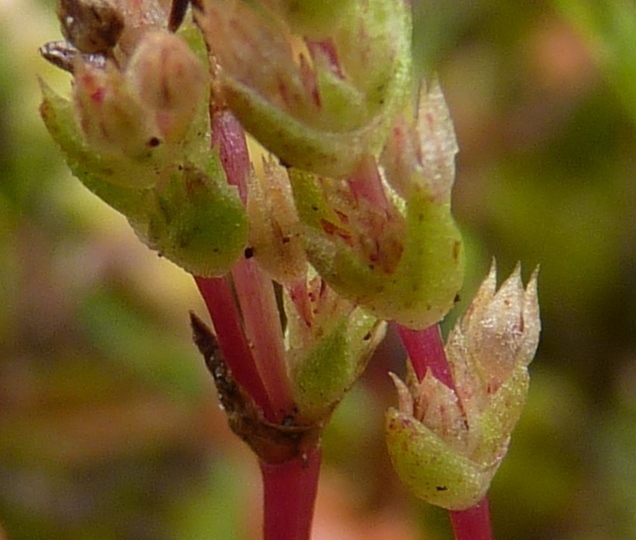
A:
[284,273,386,423]
[193,0,412,178]
[385,264,540,510]
[40,5,248,277]
[42,0,466,324]
[288,82,464,329]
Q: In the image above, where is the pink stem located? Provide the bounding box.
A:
[449,497,493,540]
[206,101,323,540]
[260,447,322,540]
[394,323,455,390]
[194,275,275,420]
[231,257,295,420]
[212,99,294,420]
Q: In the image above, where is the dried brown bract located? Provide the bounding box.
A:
[57,0,125,54]
[190,312,321,464]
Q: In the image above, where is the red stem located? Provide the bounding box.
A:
[203,104,323,540]
[394,323,455,390]
[231,257,295,419]
[211,103,294,419]
[260,447,322,540]
[450,497,493,540]
[194,275,275,420]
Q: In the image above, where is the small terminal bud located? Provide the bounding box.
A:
[125,30,206,142]
[72,60,160,162]
[449,262,540,392]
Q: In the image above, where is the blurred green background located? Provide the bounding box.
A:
[1,0,635,538]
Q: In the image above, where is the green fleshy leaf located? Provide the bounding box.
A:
[39,81,153,221]
[40,81,247,277]
[473,366,530,464]
[221,82,394,178]
[385,408,496,510]
[143,156,248,277]
[290,307,383,422]
[291,169,464,328]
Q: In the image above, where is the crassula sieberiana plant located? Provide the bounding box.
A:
[39,1,540,539]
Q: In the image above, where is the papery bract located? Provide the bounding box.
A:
[247,157,307,284]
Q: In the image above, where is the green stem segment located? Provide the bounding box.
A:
[395,322,493,540]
